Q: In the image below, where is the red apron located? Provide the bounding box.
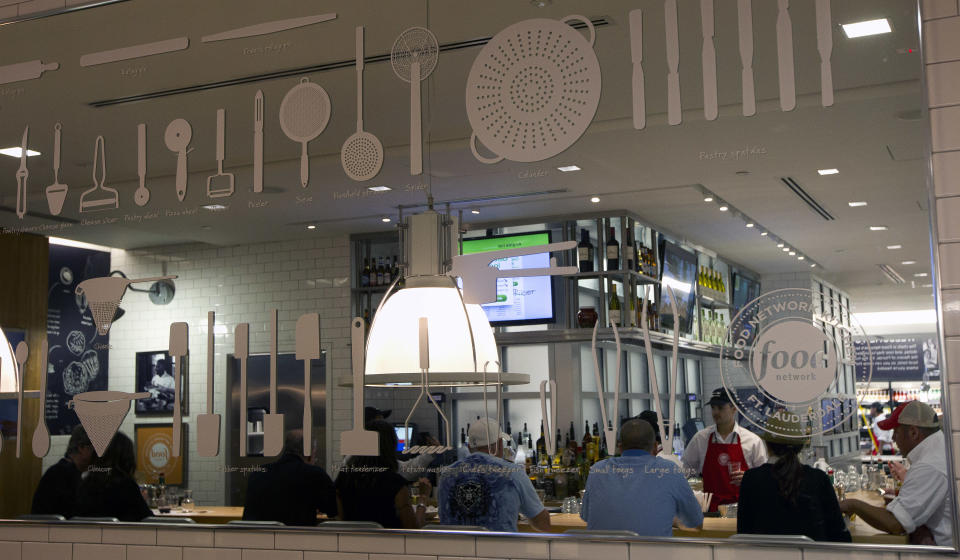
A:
[703,431,746,512]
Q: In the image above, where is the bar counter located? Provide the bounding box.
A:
[516,491,907,544]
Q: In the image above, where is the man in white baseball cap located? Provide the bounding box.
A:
[840,400,953,546]
[438,418,550,532]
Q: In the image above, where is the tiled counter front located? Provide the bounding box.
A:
[0,523,955,560]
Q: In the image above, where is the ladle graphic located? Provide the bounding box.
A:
[68,391,149,455]
[75,275,177,336]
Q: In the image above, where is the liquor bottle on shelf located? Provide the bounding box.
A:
[606,226,620,271]
[578,228,595,272]
[536,422,547,465]
[460,427,466,447]
[383,257,392,285]
[625,228,635,272]
[569,421,576,444]
[591,422,601,463]
[522,422,531,447]
[392,256,400,280]
[582,421,592,456]
[555,429,563,463]
[361,259,371,287]
[608,287,621,327]
[376,257,384,286]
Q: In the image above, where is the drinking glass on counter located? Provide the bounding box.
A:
[182,489,195,512]
[409,482,421,507]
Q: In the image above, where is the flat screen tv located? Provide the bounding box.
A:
[658,240,698,335]
[394,424,415,452]
[732,272,761,316]
[460,231,555,325]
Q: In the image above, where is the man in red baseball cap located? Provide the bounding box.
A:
[840,401,953,546]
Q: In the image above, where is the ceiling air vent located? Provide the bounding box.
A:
[877,264,905,285]
[780,177,835,221]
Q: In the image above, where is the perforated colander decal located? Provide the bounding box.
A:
[466,16,601,163]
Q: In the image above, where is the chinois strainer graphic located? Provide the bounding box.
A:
[465,15,602,164]
[68,391,149,455]
[75,275,177,336]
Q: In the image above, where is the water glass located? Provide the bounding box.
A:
[181,489,195,512]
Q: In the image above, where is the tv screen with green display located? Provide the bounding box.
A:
[460,231,554,325]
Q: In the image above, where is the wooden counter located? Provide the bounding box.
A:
[149,507,328,525]
[518,491,907,544]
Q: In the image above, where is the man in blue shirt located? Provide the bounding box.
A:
[580,419,703,536]
[439,418,550,532]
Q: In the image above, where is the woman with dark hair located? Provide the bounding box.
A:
[737,416,851,542]
[75,432,152,522]
[335,420,430,528]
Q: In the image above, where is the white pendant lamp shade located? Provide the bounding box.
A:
[364,285,499,377]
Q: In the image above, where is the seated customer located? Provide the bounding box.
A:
[840,401,953,546]
[75,432,151,522]
[439,418,550,532]
[336,420,430,528]
[580,419,703,536]
[32,425,96,518]
[737,415,851,542]
[243,429,337,526]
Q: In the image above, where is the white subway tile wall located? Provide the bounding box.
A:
[41,236,354,507]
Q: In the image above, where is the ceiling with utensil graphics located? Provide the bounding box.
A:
[0,0,930,312]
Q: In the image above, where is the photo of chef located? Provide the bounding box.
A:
[135,351,176,414]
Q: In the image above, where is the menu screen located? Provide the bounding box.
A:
[658,240,698,334]
[460,231,554,325]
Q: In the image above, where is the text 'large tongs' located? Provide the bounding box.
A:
[449,241,578,305]
[641,284,681,454]
[402,317,452,454]
[591,322,621,454]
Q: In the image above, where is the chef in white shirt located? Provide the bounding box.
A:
[841,400,954,546]
[681,388,767,511]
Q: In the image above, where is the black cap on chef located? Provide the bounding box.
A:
[707,388,733,407]
[364,406,391,423]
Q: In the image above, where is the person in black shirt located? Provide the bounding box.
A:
[243,429,337,526]
[737,415,851,542]
[32,425,96,518]
[75,432,152,522]
[336,420,430,528]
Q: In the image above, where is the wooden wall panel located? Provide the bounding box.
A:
[0,232,48,519]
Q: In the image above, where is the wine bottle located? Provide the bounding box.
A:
[556,428,562,457]
[625,228,635,272]
[606,226,620,271]
[536,422,547,464]
[582,421,591,454]
[361,259,371,287]
[578,228,595,272]
[608,288,621,327]
[376,257,385,286]
[569,421,576,444]
[383,257,392,285]
[392,256,399,280]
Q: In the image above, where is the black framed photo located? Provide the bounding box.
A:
[135,351,185,415]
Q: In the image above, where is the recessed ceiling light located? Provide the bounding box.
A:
[914,272,928,277]
[848,201,868,207]
[886,245,902,250]
[719,205,729,212]
[798,256,805,261]
[818,168,840,175]
[842,18,892,38]
[202,204,227,211]
[789,251,796,256]
[782,247,791,252]
[590,196,600,203]
[381,217,391,223]
[745,223,754,228]
[557,165,581,172]
[0,147,40,158]
[811,263,817,268]
[760,231,768,236]
[368,185,391,192]
[307,225,316,230]
[777,243,785,248]
[703,196,714,202]
[471,210,480,215]
[870,226,888,231]
[901,260,916,265]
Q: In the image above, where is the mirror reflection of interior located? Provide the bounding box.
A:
[0,0,956,554]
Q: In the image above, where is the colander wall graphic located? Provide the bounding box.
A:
[68,391,149,455]
[75,275,177,336]
[466,15,601,164]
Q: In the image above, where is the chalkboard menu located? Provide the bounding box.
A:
[45,244,110,435]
